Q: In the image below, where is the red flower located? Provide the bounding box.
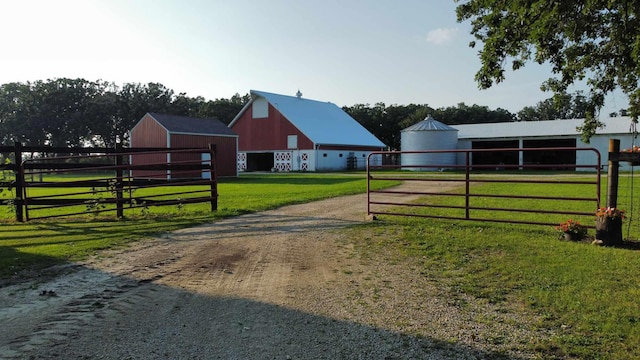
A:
[596,207,625,219]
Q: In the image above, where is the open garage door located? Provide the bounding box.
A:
[471,140,519,170]
[523,139,576,170]
[246,152,274,172]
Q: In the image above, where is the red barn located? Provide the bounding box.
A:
[129,112,238,178]
[229,90,386,172]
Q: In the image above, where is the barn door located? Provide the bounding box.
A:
[274,151,292,171]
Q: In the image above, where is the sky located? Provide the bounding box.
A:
[0,0,629,115]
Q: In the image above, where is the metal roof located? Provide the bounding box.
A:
[452,117,637,139]
[148,113,238,136]
[243,90,386,147]
[402,115,458,132]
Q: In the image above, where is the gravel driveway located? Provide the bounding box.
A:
[0,184,546,359]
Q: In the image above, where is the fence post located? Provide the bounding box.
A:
[597,138,623,246]
[209,144,217,211]
[465,150,470,219]
[607,139,620,209]
[115,143,124,218]
[13,142,24,222]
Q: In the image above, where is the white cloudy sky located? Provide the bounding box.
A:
[0,0,628,114]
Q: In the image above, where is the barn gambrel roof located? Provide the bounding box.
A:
[146,112,238,137]
[229,90,386,147]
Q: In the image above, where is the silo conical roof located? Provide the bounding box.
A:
[402,115,458,132]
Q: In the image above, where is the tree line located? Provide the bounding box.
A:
[0,78,619,150]
[0,78,249,148]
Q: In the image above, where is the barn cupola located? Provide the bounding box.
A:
[296,89,302,98]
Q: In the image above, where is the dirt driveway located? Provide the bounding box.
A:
[0,183,545,359]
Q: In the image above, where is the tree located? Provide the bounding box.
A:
[87,82,121,148]
[198,93,250,125]
[115,82,174,145]
[343,103,422,150]
[169,93,205,118]
[32,78,108,147]
[433,102,515,125]
[456,0,640,141]
[398,106,435,130]
[0,82,38,145]
[516,92,588,121]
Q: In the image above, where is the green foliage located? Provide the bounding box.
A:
[84,186,108,216]
[456,0,640,141]
[517,91,591,121]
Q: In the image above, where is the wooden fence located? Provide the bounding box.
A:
[0,142,218,222]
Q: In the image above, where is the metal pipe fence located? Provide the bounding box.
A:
[367,147,602,229]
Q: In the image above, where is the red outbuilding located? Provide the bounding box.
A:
[129,112,238,178]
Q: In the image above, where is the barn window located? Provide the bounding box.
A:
[323,153,327,157]
[287,135,298,149]
[339,154,343,157]
[252,98,268,118]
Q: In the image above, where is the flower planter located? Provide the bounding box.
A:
[556,219,586,241]
[595,216,623,246]
[563,232,582,241]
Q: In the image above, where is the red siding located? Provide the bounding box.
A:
[130,114,169,178]
[231,103,313,151]
[130,114,168,147]
[170,134,237,177]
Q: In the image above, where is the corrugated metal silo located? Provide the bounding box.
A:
[400,115,458,171]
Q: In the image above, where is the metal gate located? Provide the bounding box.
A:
[367,147,602,228]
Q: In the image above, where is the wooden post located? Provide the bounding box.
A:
[597,139,623,246]
[115,143,124,218]
[209,144,217,212]
[13,142,24,222]
[607,139,619,209]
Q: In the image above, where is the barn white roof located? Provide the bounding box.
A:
[451,117,637,139]
[234,90,386,148]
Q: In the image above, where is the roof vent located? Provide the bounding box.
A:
[295,89,302,98]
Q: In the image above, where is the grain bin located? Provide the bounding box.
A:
[400,115,458,171]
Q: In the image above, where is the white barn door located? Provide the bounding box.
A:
[274,151,292,171]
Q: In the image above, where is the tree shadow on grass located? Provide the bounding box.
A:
[0,245,61,280]
[0,264,529,360]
